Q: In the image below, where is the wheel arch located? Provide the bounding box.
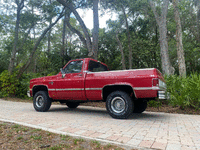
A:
[32,85,49,97]
[102,84,136,101]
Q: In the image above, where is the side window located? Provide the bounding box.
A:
[88,61,108,72]
[64,61,83,73]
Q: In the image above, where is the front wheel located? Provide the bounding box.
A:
[106,91,133,119]
[33,91,52,112]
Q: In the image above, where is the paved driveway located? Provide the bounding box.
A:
[0,99,200,150]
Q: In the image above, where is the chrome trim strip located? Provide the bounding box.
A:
[134,87,165,90]
[85,88,102,90]
[48,89,56,91]
[55,88,84,91]
[49,88,102,91]
[87,68,156,74]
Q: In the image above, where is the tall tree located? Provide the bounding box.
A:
[149,0,174,75]
[116,31,126,69]
[195,0,200,43]
[92,0,99,60]
[61,9,67,65]
[57,0,100,59]
[172,0,186,77]
[121,5,133,69]
[47,0,52,54]
[17,7,65,78]
[65,11,87,49]
[57,0,93,56]
[8,0,25,73]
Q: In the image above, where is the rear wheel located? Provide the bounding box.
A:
[66,102,80,108]
[133,100,147,113]
[33,91,52,112]
[106,91,133,119]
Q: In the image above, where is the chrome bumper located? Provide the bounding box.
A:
[27,91,31,97]
[158,91,170,100]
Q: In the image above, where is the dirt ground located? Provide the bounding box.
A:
[0,121,131,150]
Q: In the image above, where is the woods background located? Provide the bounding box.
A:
[0,0,200,109]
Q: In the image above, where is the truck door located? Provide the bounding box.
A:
[56,60,86,100]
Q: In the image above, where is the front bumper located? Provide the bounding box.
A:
[27,91,31,97]
[158,91,170,100]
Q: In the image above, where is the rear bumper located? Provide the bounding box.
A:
[158,91,170,100]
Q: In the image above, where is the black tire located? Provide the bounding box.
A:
[33,91,52,112]
[133,100,147,113]
[66,102,80,108]
[106,91,133,119]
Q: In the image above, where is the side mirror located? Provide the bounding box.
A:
[60,68,65,78]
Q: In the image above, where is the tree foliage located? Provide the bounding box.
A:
[0,0,200,110]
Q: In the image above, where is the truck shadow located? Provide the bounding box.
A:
[128,112,169,120]
[49,106,168,120]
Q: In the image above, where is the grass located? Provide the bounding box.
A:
[17,136,23,140]
[12,124,20,128]
[0,121,127,150]
[74,138,84,145]
[60,134,70,141]
[30,135,42,140]
[92,140,101,148]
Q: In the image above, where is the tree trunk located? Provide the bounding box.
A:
[47,20,52,54]
[116,32,126,70]
[8,0,24,73]
[159,25,172,75]
[47,0,52,54]
[65,11,87,49]
[196,0,200,44]
[57,0,93,56]
[149,0,173,75]
[172,0,186,77]
[92,0,99,60]
[61,10,67,65]
[17,23,35,53]
[32,5,37,73]
[121,5,133,69]
[17,8,65,78]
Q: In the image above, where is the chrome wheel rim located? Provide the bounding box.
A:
[36,95,44,108]
[111,97,125,113]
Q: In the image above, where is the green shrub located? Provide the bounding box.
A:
[15,73,42,98]
[165,73,200,109]
[0,70,42,98]
[0,70,19,97]
[148,100,162,108]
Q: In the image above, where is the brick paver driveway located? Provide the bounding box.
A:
[0,99,200,150]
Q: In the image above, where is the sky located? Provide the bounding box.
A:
[76,8,118,29]
[0,0,118,30]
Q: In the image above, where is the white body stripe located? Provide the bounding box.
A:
[47,87,164,91]
[85,88,102,90]
[48,88,84,91]
[134,87,165,90]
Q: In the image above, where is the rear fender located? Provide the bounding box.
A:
[102,83,137,101]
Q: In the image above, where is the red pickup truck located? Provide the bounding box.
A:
[28,58,167,119]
